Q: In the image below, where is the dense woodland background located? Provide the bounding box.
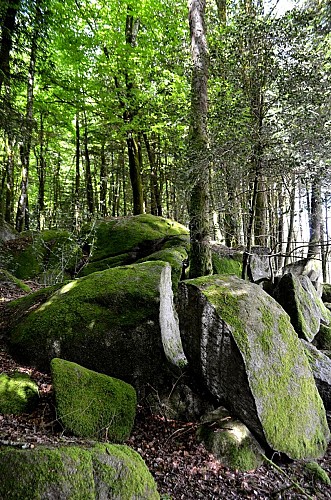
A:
[0,0,330,280]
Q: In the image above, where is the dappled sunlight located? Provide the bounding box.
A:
[59,281,78,294]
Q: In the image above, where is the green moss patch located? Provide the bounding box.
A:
[0,372,39,414]
[212,254,242,277]
[87,214,188,262]
[51,358,137,441]
[0,268,31,293]
[0,443,159,499]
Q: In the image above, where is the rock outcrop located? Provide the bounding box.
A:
[0,372,39,414]
[5,261,185,399]
[178,274,330,459]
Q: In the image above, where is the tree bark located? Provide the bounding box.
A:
[0,0,20,93]
[15,0,41,232]
[307,174,322,260]
[83,111,94,216]
[188,0,213,278]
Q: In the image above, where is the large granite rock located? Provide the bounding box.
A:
[5,261,185,399]
[178,274,329,459]
[0,444,159,499]
[78,214,189,278]
[274,273,331,342]
[301,340,331,410]
[51,358,137,440]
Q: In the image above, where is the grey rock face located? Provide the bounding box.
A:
[301,339,331,410]
[178,274,329,459]
[274,273,331,342]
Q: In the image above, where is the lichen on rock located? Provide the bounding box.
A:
[178,274,330,459]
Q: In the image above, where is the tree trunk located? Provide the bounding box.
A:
[127,135,144,215]
[0,0,20,93]
[83,111,94,216]
[4,134,15,223]
[188,0,213,278]
[36,112,46,230]
[99,141,107,216]
[15,0,41,232]
[307,175,322,260]
[143,133,162,216]
[284,176,296,266]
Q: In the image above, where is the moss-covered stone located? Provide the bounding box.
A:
[84,214,188,262]
[211,254,242,277]
[274,273,330,342]
[197,408,265,471]
[0,443,159,499]
[0,372,39,414]
[0,229,82,283]
[91,443,159,499]
[6,261,175,398]
[304,461,331,486]
[51,358,137,441]
[137,246,188,292]
[178,274,330,459]
[0,268,31,294]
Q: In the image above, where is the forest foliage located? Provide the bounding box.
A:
[0,0,330,279]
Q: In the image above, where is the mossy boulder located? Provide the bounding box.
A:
[0,268,31,296]
[274,273,331,342]
[301,340,331,410]
[6,261,181,398]
[178,274,329,459]
[0,372,39,414]
[0,229,82,283]
[51,358,137,441]
[0,443,159,499]
[0,219,17,242]
[197,407,265,471]
[78,214,189,277]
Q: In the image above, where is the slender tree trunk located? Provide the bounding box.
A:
[284,176,296,266]
[99,141,107,216]
[0,0,20,93]
[15,0,41,232]
[36,112,46,230]
[74,113,80,230]
[83,111,94,216]
[307,175,322,260]
[143,133,162,216]
[127,135,143,215]
[242,172,259,279]
[4,134,15,223]
[188,0,213,278]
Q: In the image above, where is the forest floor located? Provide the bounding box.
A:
[0,283,331,499]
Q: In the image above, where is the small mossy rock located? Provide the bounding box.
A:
[315,323,331,351]
[178,274,330,459]
[0,268,31,295]
[322,283,331,303]
[7,261,182,398]
[0,372,39,414]
[0,229,82,283]
[85,214,188,262]
[77,252,133,277]
[301,340,331,410]
[274,273,331,342]
[211,254,242,278]
[197,407,265,471]
[304,461,331,486]
[51,358,137,441]
[0,443,159,499]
